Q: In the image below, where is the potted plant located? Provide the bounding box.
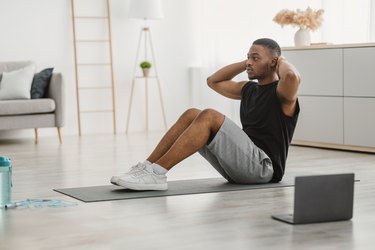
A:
[273,7,324,46]
[140,61,152,77]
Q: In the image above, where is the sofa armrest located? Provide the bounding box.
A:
[46,73,65,127]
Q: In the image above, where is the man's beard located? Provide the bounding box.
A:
[248,73,265,81]
[248,66,272,81]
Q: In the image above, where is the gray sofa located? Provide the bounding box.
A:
[0,61,65,143]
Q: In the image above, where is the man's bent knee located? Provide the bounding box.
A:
[180,108,201,122]
[197,109,225,130]
[200,108,224,120]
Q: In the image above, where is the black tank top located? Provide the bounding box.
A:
[240,81,300,182]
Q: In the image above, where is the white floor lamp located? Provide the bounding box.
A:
[126,0,167,133]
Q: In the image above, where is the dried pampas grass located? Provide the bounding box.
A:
[273,7,324,31]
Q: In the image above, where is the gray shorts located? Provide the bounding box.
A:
[199,116,274,184]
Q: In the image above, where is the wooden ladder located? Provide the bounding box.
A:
[70,0,117,135]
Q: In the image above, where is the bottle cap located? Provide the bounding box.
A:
[0,156,11,167]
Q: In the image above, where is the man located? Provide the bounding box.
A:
[111,38,300,191]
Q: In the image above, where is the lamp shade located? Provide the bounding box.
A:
[128,0,164,20]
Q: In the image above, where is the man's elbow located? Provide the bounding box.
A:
[206,76,215,88]
[285,70,301,86]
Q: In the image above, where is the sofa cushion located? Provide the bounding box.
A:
[0,99,55,115]
[0,64,36,100]
[0,61,33,75]
[31,68,54,99]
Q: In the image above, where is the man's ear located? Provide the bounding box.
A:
[270,57,278,68]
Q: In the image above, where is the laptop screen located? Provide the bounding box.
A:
[293,173,354,224]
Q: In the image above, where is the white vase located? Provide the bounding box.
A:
[294,27,311,46]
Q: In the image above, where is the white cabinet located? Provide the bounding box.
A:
[283,44,375,152]
[294,96,343,144]
[344,98,375,147]
[284,49,343,96]
[344,48,375,97]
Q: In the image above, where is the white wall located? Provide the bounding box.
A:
[0,0,372,139]
[322,0,371,44]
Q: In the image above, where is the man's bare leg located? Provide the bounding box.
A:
[112,108,224,190]
[146,108,201,163]
[155,109,225,170]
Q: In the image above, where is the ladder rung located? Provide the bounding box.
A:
[135,76,157,79]
[74,16,108,19]
[79,86,112,90]
[76,40,109,43]
[80,110,114,113]
[78,63,111,66]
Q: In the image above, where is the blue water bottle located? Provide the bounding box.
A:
[0,156,12,208]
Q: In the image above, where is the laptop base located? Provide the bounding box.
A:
[271,214,295,224]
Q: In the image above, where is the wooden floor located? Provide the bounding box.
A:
[1,133,375,250]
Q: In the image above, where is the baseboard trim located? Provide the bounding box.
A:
[291,140,375,154]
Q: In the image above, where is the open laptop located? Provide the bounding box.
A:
[272,173,354,225]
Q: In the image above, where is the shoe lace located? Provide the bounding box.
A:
[128,162,144,173]
[130,164,151,177]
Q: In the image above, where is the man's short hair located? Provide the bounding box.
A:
[253,38,281,57]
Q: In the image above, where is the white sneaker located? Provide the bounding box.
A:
[110,162,145,186]
[116,164,168,191]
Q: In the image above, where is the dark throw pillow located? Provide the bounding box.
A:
[30,68,54,99]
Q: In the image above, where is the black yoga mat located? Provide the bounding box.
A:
[54,176,297,203]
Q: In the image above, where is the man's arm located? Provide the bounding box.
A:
[206,60,248,100]
[276,56,301,116]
